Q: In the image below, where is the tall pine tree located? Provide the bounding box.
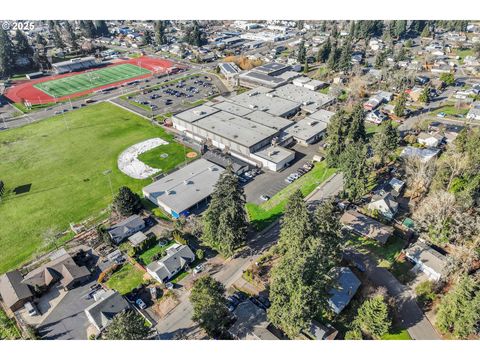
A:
[0,28,15,77]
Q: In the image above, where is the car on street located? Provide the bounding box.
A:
[437,112,446,118]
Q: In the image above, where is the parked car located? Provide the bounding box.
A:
[136,299,147,310]
[437,112,446,118]
[193,264,204,274]
[165,282,174,290]
[260,194,270,201]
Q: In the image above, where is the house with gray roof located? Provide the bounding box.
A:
[146,244,195,284]
[328,267,361,315]
[404,242,448,281]
[229,299,279,340]
[84,290,130,332]
[0,270,33,312]
[107,215,146,244]
[340,210,394,245]
[367,193,399,220]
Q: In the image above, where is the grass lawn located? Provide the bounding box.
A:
[137,141,198,173]
[105,263,145,295]
[0,309,22,340]
[381,328,412,340]
[34,64,150,98]
[432,104,469,117]
[138,240,173,266]
[246,162,336,230]
[366,121,400,136]
[0,102,186,273]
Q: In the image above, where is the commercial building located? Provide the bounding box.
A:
[282,109,334,146]
[238,62,293,89]
[143,159,224,218]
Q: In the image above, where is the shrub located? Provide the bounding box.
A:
[196,249,204,260]
[415,280,436,306]
[345,328,363,340]
[173,230,187,245]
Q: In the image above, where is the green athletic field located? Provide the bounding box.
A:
[0,102,193,274]
[34,63,151,98]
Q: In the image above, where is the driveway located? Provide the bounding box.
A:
[344,249,441,340]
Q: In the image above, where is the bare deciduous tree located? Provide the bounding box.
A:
[403,156,436,200]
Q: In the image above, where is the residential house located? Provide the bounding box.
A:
[108,215,146,244]
[229,299,279,340]
[404,242,448,281]
[340,210,394,245]
[417,132,444,148]
[327,267,361,315]
[400,146,440,163]
[366,110,387,124]
[388,178,405,197]
[84,290,130,332]
[0,270,33,312]
[146,244,195,283]
[467,102,480,121]
[367,193,399,220]
[22,250,90,291]
[302,321,338,340]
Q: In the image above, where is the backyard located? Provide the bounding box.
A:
[0,102,190,273]
[138,240,174,266]
[246,161,336,230]
[105,263,145,295]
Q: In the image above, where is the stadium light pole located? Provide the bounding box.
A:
[1,114,6,129]
[103,169,114,200]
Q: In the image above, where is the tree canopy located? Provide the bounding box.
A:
[113,186,142,217]
[103,310,150,340]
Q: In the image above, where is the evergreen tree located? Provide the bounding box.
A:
[201,166,247,257]
[347,103,367,143]
[297,40,306,63]
[303,59,309,74]
[372,121,398,166]
[112,186,141,216]
[190,276,230,337]
[326,42,340,71]
[354,295,391,339]
[0,29,15,77]
[338,41,352,72]
[339,142,370,202]
[393,92,407,117]
[183,21,206,47]
[440,72,455,86]
[14,29,33,61]
[278,190,312,251]
[436,275,480,339]
[80,20,96,39]
[374,50,386,69]
[52,28,65,50]
[317,37,331,63]
[313,200,343,267]
[421,26,432,38]
[325,110,350,166]
[103,311,150,340]
[63,21,78,50]
[268,193,333,338]
[392,20,407,39]
[154,21,167,45]
[94,20,110,37]
[419,86,431,104]
[143,30,153,46]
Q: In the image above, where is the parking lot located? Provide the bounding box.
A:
[122,74,219,117]
[244,142,322,204]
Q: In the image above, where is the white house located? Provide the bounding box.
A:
[404,242,448,281]
[367,193,399,220]
[417,132,444,148]
[366,110,387,124]
[146,244,195,283]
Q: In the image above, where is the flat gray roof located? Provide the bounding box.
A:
[212,100,254,117]
[283,117,327,142]
[143,159,224,214]
[195,110,278,148]
[271,84,335,111]
[306,109,335,124]
[244,110,293,131]
[228,88,300,117]
[174,105,220,124]
[255,62,290,75]
[239,71,287,87]
[253,145,295,163]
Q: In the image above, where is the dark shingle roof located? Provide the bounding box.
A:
[0,270,33,309]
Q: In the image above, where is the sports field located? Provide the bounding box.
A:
[33,64,151,98]
[0,102,191,273]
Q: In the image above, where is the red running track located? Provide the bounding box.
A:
[4,56,183,105]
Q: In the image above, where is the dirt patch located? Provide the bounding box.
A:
[152,292,179,319]
[186,151,197,158]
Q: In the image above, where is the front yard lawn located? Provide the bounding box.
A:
[105,263,145,295]
[246,162,336,230]
[381,328,412,340]
[432,104,469,117]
